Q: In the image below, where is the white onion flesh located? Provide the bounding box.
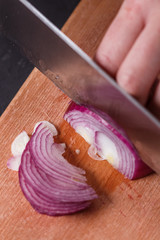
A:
[11,131,30,156]
[7,155,22,171]
[7,131,30,171]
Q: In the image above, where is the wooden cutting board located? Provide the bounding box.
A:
[1,0,160,239]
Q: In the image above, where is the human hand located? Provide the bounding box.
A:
[95,0,160,117]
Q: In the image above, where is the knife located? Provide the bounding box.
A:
[0,0,160,173]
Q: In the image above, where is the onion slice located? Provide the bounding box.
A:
[7,131,30,171]
[11,131,30,156]
[64,102,153,179]
[7,155,22,171]
[17,122,97,216]
[33,120,57,136]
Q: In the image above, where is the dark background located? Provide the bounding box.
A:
[0,0,80,115]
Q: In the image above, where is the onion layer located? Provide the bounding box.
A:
[64,102,153,179]
[7,131,30,171]
[18,122,97,216]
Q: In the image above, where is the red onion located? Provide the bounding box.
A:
[11,121,97,216]
[7,131,30,171]
[64,102,153,179]
[11,131,30,156]
[7,155,22,171]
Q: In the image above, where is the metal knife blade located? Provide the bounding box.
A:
[0,0,160,173]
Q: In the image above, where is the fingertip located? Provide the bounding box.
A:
[117,68,147,105]
[94,47,118,75]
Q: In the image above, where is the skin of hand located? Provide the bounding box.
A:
[95,0,160,117]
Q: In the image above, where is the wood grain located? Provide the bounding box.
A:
[1,0,160,239]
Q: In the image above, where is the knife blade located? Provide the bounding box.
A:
[0,0,160,173]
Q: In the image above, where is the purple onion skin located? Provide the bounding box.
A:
[132,159,153,179]
[64,102,153,180]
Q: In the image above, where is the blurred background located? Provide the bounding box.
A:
[0,0,80,115]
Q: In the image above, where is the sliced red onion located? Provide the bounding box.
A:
[64,102,153,179]
[7,155,22,171]
[17,122,97,216]
[75,149,80,155]
[7,131,30,171]
[11,131,30,156]
[87,145,104,161]
[33,120,57,136]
